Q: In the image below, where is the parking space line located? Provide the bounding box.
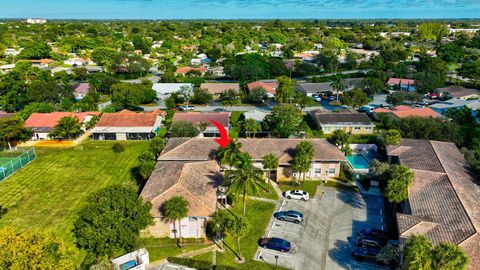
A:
[257,249,294,259]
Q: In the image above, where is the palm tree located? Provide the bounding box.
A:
[292,141,314,182]
[262,153,279,192]
[49,116,84,140]
[243,118,260,138]
[403,235,433,270]
[228,216,249,263]
[216,140,242,169]
[433,242,469,270]
[210,209,234,252]
[330,74,344,101]
[163,196,189,247]
[224,153,264,216]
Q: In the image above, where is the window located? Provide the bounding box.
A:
[355,127,361,130]
[328,168,335,174]
[366,127,372,130]
[315,168,321,174]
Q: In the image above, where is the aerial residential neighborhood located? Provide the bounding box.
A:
[0,2,480,270]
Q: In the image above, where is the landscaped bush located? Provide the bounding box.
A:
[112,143,125,153]
[213,265,241,270]
[335,162,355,183]
[167,257,212,270]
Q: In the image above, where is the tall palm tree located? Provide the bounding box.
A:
[225,153,264,216]
[433,242,469,270]
[216,140,242,170]
[210,209,234,252]
[163,196,189,247]
[228,216,249,262]
[330,74,344,101]
[262,153,279,192]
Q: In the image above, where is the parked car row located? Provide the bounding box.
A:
[352,228,389,263]
[258,191,309,253]
[312,94,335,102]
[176,105,195,111]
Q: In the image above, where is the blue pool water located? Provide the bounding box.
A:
[346,155,370,170]
[1,1,479,19]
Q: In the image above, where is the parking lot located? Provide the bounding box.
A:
[254,186,387,270]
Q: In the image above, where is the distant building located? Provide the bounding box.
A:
[92,110,165,141]
[175,66,208,76]
[0,64,15,74]
[111,248,149,270]
[71,83,90,100]
[373,105,441,119]
[438,85,480,100]
[200,83,240,98]
[25,112,99,140]
[247,81,278,98]
[30,59,53,68]
[310,111,375,135]
[171,112,230,137]
[296,78,363,97]
[429,98,479,114]
[26,18,47,24]
[387,78,416,92]
[152,83,193,99]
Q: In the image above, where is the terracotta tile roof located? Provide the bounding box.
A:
[140,160,221,217]
[25,112,99,128]
[247,81,278,95]
[159,138,345,163]
[387,78,415,85]
[373,106,441,118]
[96,110,163,127]
[200,83,240,95]
[175,67,208,74]
[388,139,480,270]
[172,112,230,128]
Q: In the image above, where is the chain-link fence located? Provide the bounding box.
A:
[0,147,37,181]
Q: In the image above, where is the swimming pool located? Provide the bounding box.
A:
[346,155,370,170]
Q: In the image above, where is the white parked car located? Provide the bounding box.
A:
[282,190,309,201]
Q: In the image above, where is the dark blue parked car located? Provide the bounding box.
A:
[357,228,388,240]
[273,210,304,224]
[258,237,291,253]
[352,246,381,261]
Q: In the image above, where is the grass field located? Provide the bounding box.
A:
[0,140,149,241]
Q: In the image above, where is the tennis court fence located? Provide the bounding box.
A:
[0,147,37,181]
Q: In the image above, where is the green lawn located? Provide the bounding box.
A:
[214,200,288,270]
[0,140,149,241]
[279,180,322,197]
[139,237,211,262]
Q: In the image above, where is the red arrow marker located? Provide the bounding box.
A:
[210,119,231,148]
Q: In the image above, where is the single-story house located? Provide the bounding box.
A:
[0,111,15,119]
[175,67,208,76]
[85,66,103,73]
[171,112,230,137]
[439,85,480,100]
[296,78,363,97]
[30,59,53,68]
[25,112,99,140]
[200,83,240,98]
[244,109,268,123]
[373,105,441,119]
[310,111,375,135]
[0,64,15,74]
[429,98,479,115]
[71,83,90,100]
[387,78,416,92]
[140,160,221,238]
[387,139,480,270]
[247,81,278,98]
[152,83,193,99]
[92,110,165,140]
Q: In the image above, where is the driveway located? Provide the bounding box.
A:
[255,185,386,270]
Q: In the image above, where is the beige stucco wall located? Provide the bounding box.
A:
[143,217,207,239]
[275,162,341,181]
[321,124,374,135]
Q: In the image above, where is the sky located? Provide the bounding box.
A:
[0,0,479,19]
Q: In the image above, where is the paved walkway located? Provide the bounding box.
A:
[146,245,218,270]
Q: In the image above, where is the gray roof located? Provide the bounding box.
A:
[296,78,363,94]
[311,111,373,126]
